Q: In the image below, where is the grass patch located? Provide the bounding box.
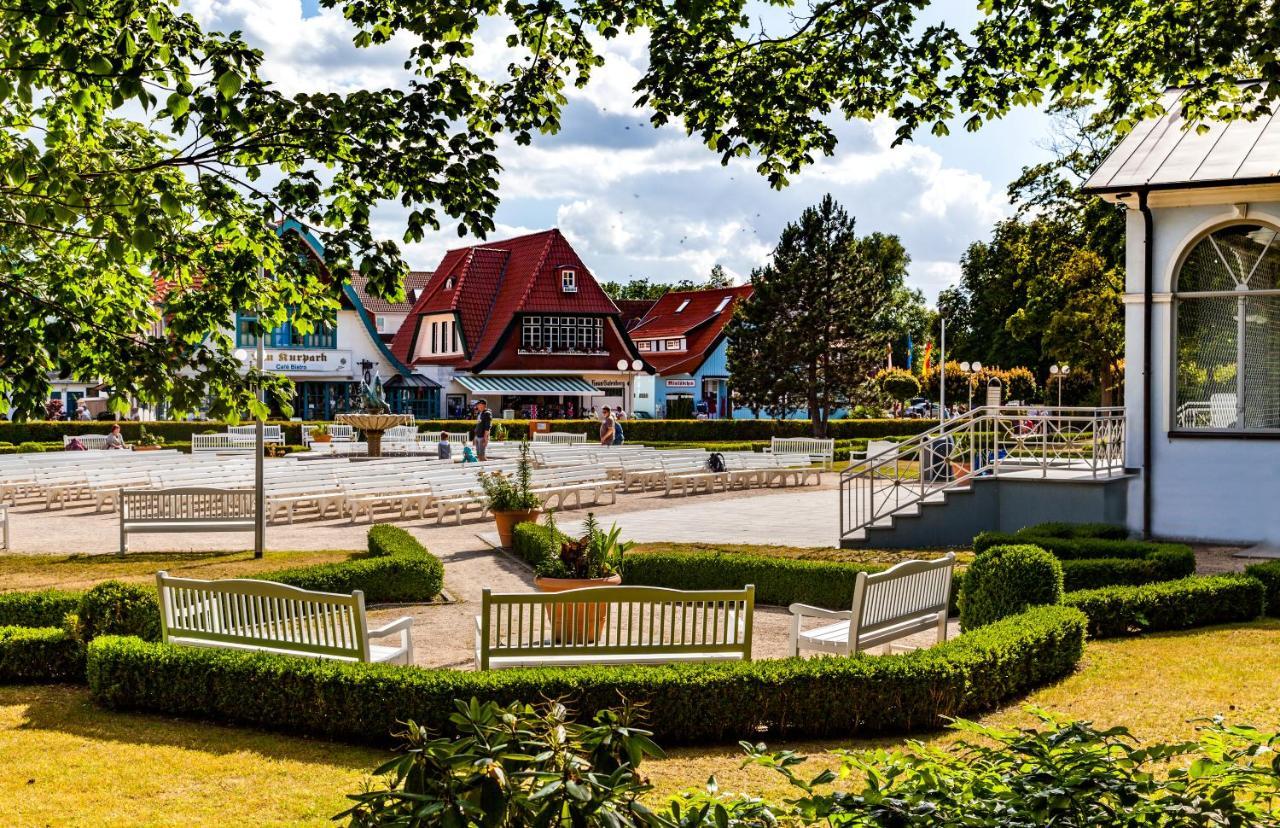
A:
[0,549,362,593]
[0,684,383,826]
[643,619,1280,799]
[630,541,973,567]
[0,622,1276,821]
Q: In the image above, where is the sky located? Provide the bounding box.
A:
[183,0,1057,306]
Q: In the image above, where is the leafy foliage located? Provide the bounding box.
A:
[480,442,541,512]
[876,368,920,402]
[337,698,665,827]
[726,196,908,432]
[70,581,161,643]
[0,588,81,628]
[601,265,735,300]
[1245,561,1280,618]
[696,714,1280,827]
[534,512,633,580]
[0,625,83,683]
[975,532,1196,591]
[960,544,1064,630]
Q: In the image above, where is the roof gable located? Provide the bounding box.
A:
[631,285,752,374]
[391,229,625,367]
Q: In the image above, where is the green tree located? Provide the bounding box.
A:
[0,0,502,419]
[601,264,734,301]
[726,195,903,435]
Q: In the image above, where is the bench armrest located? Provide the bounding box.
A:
[787,603,853,621]
[368,616,415,638]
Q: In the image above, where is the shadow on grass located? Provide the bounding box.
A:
[2,684,387,767]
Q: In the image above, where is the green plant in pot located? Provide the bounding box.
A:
[309,423,332,443]
[133,424,165,450]
[533,512,632,643]
[480,441,542,547]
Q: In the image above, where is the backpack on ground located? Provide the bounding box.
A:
[707,452,725,473]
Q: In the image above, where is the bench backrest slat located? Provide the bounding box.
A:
[852,554,954,637]
[156,571,369,660]
[122,488,256,521]
[479,585,753,668]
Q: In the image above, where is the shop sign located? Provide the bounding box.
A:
[592,379,628,389]
[263,349,353,376]
[665,379,696,388]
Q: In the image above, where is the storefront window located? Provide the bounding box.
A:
[1174,223,1280,432]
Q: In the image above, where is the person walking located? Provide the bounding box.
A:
[598,406,615,446]
[612,409,625,446]
[472,399,493,461]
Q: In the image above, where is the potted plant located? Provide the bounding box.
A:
[132,425,165,451]
[533,512,632,643]
[479,441,541,547]
[309,423,333,444]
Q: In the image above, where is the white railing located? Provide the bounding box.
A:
[532,432,588,444]
[839,406,1127,542]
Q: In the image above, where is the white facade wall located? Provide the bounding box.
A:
[1124,200,1280,544]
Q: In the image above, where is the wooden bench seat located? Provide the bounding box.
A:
[476,584,754,670]
[119,488,256,555]
[157,572,414,665]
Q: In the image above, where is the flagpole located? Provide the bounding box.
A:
[939,318,946,420]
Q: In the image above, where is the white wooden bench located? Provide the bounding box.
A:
[64,434,113,450]
[789,554,955,656]
[119,488,257,556]
[156,572,414,664]
[476,584,754,670]
[532,432,588,444]
[661,456,727,497]
[767,437,835,469]
[227,424,285,443]
[0,505,8,550]
[191,433,259,454]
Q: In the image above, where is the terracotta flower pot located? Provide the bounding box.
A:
[132,445,161,452]
[492,509,542,548]
[534,573,622,643]
[311,434,333,444]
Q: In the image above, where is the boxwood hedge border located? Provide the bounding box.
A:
[974,531,1195,591]
[86,604,1086,746]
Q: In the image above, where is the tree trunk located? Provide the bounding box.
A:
[1099,364,1114,407]
[807,362,822,436]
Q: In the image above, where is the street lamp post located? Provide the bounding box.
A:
[234,305,266,560]
[1050,364,1071,407]
[616,358,644,417]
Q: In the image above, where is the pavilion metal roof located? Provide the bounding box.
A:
[1082,87,1280,194]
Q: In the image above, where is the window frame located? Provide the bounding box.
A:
[561,269,578,293]
[1169,221,1280,439]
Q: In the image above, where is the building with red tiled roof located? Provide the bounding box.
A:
[392,229,650,419]
[628,285,753,418]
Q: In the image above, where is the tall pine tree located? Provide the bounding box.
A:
[727,195,905,435]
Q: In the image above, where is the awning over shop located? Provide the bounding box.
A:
[386,373,441,388]
[454,375,605,396]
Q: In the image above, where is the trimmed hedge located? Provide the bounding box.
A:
[0,588,81,628]
[256,525,444,603]
[1064,575,1266,638]
[1014,522,1131,541]
[624,550,881,610]
[974,533,1196,591]
[0,626,84,683]
[960,545,1064,629]
[86,604,1086,746]
[510,521,567,568]
[1244,561,1280,618]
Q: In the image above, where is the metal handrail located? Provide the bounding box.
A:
[839,406,1127,541]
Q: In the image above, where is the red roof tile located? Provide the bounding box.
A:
[349,271,431,314]
[630,285,753,374]
[391,229,626,368]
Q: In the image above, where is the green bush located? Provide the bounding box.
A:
[0,626,84,683]
[510,521,568,567]
[960,545,1064,630]
[261,525,444,603]
[86,605,1086,746]
[17,441,46,452]
[71,581,161,642]
[1244,561,1280,618]
[1014,522,1131,540]
[0,588,81,627]
[1064,575,1266,638]
[973,533,1195,591]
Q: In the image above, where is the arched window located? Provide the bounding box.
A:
[1174,223,1280,432]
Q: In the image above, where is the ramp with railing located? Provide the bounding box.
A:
[839,406,1127,544]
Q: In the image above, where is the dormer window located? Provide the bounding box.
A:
[561,269,578,293]
[675,299,690,313]
[444,278,454,290]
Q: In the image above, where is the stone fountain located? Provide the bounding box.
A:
[335,372,412,458]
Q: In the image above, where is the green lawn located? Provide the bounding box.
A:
[0,549,360,593]
[630,541,973,566]
[3,621,1278,824]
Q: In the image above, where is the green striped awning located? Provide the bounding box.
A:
[454,375,605,396]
